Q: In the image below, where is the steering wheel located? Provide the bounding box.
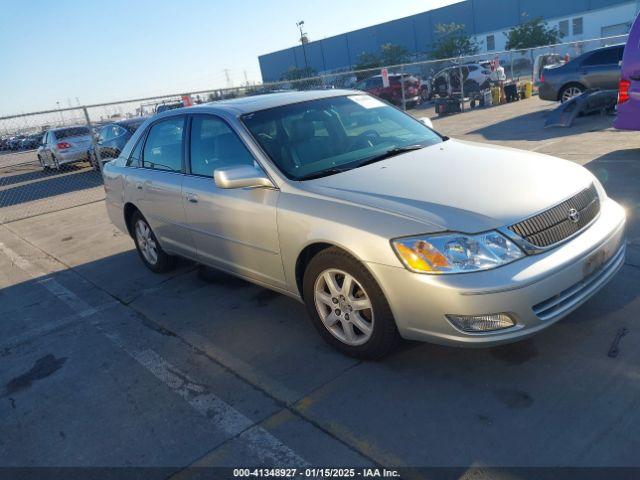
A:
[353,129,381,149]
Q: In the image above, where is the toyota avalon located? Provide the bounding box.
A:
[102,90,626,358]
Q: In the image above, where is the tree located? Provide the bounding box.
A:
[380,43,410,66]
[280,66,320,90]
[354,52,380,71]
[505,17,562,50]
[280,66,317,81]
[430,23,480,59]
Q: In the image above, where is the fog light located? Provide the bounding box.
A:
[446,313,515,333]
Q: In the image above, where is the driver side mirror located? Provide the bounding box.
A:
[214,164,274,189]
[419,117,434,129]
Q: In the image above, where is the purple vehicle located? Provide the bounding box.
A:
[614,13,640,130]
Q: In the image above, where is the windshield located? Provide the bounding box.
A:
[242,94,442,180]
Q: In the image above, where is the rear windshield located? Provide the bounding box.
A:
[55,127,90,139]
[123,120,145,132]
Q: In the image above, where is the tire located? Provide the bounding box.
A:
[302,247,400,359]
[91,152,100,171]
[463,80,480,97]
[130,210,175,273]
[51,154,60,170]
[559,83,585,103]
[38,155,49,170]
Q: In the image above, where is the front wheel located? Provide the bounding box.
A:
[303,247,400,359]
[131,211,175,273]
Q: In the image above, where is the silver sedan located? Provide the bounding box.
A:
[103,90,625,358]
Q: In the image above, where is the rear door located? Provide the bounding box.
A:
[579,46,623,89]
[40,132,51,164]
[136,115,196,258]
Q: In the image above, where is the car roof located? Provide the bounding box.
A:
[115,117,147,126]
[164,89,362,116]
[50,125,90,132]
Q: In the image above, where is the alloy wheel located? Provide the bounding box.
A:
[313,269,374,346]
[135,219,158,265]
[561,86,583,103]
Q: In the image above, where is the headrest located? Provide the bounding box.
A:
[290,118,315,142]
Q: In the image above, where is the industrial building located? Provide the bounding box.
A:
[258,0,640,81]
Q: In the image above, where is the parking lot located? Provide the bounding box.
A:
[1,97,639,477]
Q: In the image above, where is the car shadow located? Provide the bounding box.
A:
[0,162,89,188]
[469,108,616,142]
[0,166,102,209]
[585,148,640,247]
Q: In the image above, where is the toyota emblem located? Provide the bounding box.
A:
[568,208,581,223]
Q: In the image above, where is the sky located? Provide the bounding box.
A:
[0,0,462,116]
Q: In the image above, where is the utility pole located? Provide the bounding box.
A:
[296,20,309,73]
[56,101,64,125]
[224,69,232,88]
[243,70,249,86]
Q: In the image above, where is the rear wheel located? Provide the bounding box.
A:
[131,211,175,273]
[303,247,400,359]
[51,154,60,170]
[560,83,585,103]
[38,155,49,170]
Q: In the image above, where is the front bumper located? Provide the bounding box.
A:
[368,198,626,347]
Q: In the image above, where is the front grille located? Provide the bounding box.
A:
[508,184,600,248]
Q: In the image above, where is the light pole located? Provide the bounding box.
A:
[296,20,309,73]
[56,101,64,125]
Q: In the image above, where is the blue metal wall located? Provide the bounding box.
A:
[258,0,632,81]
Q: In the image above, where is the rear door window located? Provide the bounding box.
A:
[142,117,184,172]
[583,48,620,66]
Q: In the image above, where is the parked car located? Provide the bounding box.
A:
[155,102,183,114]
[533,53,565,85]
[539,44,625,102]
[614,13,640,131]
[477,60,507,82]
[432,63,494,98]
[7,135,27,150]
[37,126,93,170]
[103,90,625,358]
[90,117,146,169]
[355,74,420,107]
[20,132,44,150]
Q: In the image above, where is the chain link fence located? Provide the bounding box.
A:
[0,34,628,225]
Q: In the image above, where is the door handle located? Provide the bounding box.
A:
[135,182,143,190]
[186,192,198,203]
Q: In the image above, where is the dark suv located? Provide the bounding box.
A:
[539,44,625,102]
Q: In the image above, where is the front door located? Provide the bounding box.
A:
[182,114,285,288]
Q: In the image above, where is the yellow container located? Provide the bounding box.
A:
[491,86,501,105]
[523,81,533,99]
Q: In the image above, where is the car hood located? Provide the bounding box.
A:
[302,139,594,233]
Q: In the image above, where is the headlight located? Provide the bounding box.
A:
[392,231,524,274]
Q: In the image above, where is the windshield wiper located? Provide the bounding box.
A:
[355,144,426,168]
[297,145,427,181]
[297,166,352,181]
